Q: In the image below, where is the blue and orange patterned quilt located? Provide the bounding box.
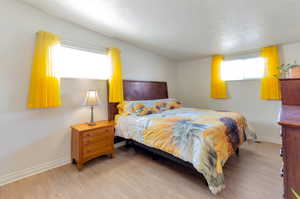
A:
[115,107,248,194]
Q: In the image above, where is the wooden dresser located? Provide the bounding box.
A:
[278,78,300,199]
[71,120,115,170]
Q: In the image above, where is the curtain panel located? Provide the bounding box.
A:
[260,45,281,100]
[27,31,61,109]
[211,55,228,99]
[108,47,124,103]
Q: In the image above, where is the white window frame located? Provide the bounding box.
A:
[53,41,111,80]
[220,53,265,81]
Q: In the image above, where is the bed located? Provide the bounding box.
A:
[108,80,248,194]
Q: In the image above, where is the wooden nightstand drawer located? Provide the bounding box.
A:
[71,120,115,170]
[83,127,113,138]
[83,143,112,157]
[83,148,109,158]
[83,135,113,146]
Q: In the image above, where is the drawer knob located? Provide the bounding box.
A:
[280,168,284,177]
[280,148,283,157]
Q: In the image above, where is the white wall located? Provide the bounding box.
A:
[176,42,300,144]
[0,0,176,185]
[2,0,300,186]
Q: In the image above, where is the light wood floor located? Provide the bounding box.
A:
[0,142,282,199]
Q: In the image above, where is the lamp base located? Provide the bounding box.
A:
[87,122,96,126]
[88,106,96,126]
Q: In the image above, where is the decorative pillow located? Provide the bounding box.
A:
[132,103,153,116]
[117,102,130,116]
[154,101,168,112]
[117,99,182,116]
[166,100,182,109]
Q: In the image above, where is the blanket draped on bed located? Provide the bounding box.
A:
[115,108,248,194]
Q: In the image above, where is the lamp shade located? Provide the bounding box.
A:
[83,90,99,106]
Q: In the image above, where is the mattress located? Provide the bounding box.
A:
[115,107,249,194]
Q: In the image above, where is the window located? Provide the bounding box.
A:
[221,57,265,81]
[53,45,111,80]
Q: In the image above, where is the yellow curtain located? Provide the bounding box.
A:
[108,47,124,103]
[211,55,228,99]
[27,31,62,108]
[260,46,281,100]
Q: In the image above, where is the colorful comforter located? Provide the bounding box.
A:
[115,107,248,194]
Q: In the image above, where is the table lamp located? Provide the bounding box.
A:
[83,90,99,126]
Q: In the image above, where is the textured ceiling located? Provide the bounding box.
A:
[21,0,300,60]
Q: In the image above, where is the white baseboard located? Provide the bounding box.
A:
[0,142,127,187]
[257,136,282,145]
[0,157,70,187]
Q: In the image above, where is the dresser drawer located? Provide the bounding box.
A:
[281,126,300,199]
[83,127,113,138]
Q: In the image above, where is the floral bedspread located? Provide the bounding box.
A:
[115,108,248,194]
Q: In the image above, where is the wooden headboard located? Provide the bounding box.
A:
[107,80,168,121]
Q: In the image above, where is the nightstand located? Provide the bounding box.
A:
[71,120,115,170]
